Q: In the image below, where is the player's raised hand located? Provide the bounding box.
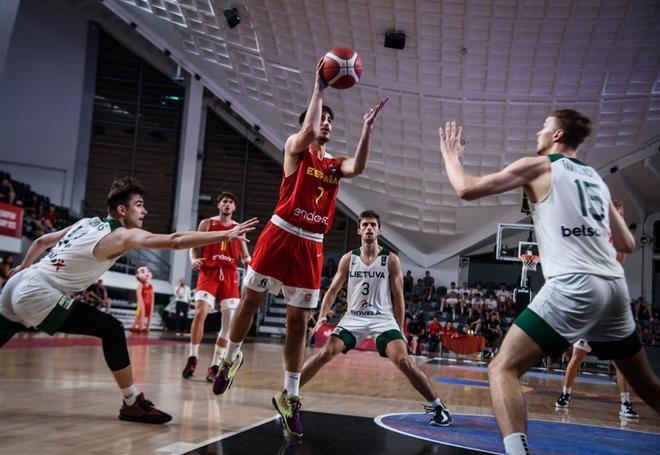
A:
[315,57,328,91]
[8,264,26,279]
[439,121,466,159]
[225,217,259,242]
[363,97,389,126]
[191,258,204,271]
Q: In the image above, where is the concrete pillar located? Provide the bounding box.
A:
[170,76,204,285]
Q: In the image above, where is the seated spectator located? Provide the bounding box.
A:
[40,204,57,232]
[441,321,456,336]
[407,313,426,355]
[484,292,499,313]
[471,294,485,315]
[86,279,110,312]
[0,254,14,288]
[403,270,414,299]
[0,178,15,205]
[458,281,471,297]
[412,279,426,303]
[472,282,484,297]
[422,271,435,301]
[641,327,655,346]
[440,290,460,314]
[632,297,653,325]
[427,316,442,337]
[496,283,512,312]
[482,312,503,351]
[447,281,459,295]
[426,317,441,358]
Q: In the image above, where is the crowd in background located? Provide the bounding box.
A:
[0,172,77,239]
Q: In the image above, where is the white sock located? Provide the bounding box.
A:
[503,433,530,455]
[225,340,243,362]
[562,386,572,395]
[428,398,444,409]
[620,392,630,404]
[121,384,138,406]
[212,344,225,367]
[284,370,301,397]
[189,344,199,357]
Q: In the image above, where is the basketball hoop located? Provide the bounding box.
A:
[519,251,539,288]
[520,253,539,272]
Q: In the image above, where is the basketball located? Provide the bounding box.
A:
[321,47,363,89]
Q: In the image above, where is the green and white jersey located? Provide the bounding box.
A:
[32,217,123,293]
[346,247,393,319]
[531,154,623,279]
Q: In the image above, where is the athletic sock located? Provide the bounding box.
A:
[428,398,444,409]
[284,370,301,397]
[503,433,530,455]
[225,340,243,362]
[562,386,572,395]
[121,384,138,406]
[620,392,629,404]
[189,344,199,357]
[212,345,225,367]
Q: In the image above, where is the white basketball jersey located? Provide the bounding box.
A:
[32,217,122,293]
[346,248,393,319]
[531,154,623,279]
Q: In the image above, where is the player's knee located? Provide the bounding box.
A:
[395,355,415,374]
[320,346,338,362]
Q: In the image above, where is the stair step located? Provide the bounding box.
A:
[264,316,286,324]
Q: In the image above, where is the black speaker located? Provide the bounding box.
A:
[223,8,240,29]
[384,30,406,50]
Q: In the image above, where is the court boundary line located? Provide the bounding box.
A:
[157,414,280,455]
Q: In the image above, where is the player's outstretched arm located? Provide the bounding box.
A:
[189,218,209,271]
[10,225,73,277]
[439,121,549,200]
[609,200,635,254]
[340,97,389,178]
[388,253,406,332]
[313,252,350,332]
[284,58,327,157]
[95,218,259,260]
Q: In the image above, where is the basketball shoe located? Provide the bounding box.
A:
[425,403,453,426]
[272,389,303,438]
[555,392,570,408]
[619,401,639,418]
[182,355,197,379]
[118,393,172,424]
[213,351,244,395]
[206,365,219,383]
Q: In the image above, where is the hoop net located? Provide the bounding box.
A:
[520,253,539,272]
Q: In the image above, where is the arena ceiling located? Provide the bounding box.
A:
[88,0,660,266]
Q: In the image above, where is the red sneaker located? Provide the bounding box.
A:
[118,393,172,424]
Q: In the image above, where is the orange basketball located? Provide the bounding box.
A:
[321,47,363,89]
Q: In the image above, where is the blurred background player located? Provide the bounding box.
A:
[182,192,250,383]
[213,58,388,439]
[303,210,453,427]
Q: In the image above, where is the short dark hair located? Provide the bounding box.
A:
[549,109,592,149]
[298,105,335,125]
[217,191,238,204]
[106,176,147,214]
[358,210,380,228]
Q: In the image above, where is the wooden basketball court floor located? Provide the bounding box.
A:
[1,332,659,454]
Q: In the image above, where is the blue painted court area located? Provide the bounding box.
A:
[438,364,614,385]
[375,413,660,455]
[434,377,489,388]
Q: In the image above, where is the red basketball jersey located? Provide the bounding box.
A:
[201,219,241,269]
[273,149,342,234]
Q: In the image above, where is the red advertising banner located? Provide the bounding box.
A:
[0,203,23,238]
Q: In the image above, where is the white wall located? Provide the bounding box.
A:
[623,247,643,300]
[0,0,91,209]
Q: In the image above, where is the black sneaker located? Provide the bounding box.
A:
[555,392,570,408]
[425,404,453,426]
[620,401,639,418]
[119,393,172,424]
[182,355,197,379]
